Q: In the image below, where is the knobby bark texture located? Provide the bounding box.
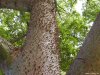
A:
[9,0,60,75]
[67,13,100,75]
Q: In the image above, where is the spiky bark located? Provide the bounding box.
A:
[10,0,60,75]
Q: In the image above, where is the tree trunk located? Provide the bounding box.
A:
[11,0,60,75]
[67,13,100,75]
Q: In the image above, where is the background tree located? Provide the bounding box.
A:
[66,0,100,75]
[67,12,100,75]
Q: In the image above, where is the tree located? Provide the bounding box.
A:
[0,0,60,75]
[67,13,100,75]
[1,0,100,75]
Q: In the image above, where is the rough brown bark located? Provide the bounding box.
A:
[67,13,100,75]
[10,0,60,75]
[0,0,30,12]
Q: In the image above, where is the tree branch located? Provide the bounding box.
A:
[0,0,31,12]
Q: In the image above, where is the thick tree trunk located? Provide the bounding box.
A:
[67,13,100,75]
[11,0,60,75]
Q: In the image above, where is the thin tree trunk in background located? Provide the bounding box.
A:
[11,0,60,75]
[67,13,100,75]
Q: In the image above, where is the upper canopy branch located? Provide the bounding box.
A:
[0,0,31,12]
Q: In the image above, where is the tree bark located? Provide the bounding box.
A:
[0,0,30,12]
[11,0,60,75]
[67,13,100,75]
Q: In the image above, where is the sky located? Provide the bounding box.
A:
[75,0,86,15]
[75,0,93,26]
